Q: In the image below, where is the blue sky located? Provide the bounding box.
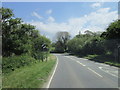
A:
[3,2,118,40]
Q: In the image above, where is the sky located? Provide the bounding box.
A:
[3,2,118,40]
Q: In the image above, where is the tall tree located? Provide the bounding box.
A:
[1,7,51,61]
[101,20,120,40]
[101,20,120,56]
[55,31,70,52]
[1,7,23,56]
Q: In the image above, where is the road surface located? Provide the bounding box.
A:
[49,54,119,88]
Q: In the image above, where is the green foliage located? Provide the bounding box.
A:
[52,31,70,53]
[2,7,51,74]
[1,7,14,20]
[68,19,120,63]
[2,18,23,56]
[68,32,105,55]
[101,20,120,39]
[3,55,56,88]
[32,35,51,60]
[2,7,51,58]
[100,20,120,55]
[84,54,120,67]
[2,54,36,73]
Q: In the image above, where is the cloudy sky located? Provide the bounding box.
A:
[3,2,118,40]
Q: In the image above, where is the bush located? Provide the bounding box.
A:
[2,54,36,73]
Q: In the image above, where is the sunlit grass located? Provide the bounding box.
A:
[2,54,56,88]
[83,54,120,67]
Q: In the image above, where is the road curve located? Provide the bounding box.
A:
[49,54,118,88]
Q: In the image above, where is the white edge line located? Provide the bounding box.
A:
[46,55,58,88]
[99,67,118,78]
[88,67,103,78]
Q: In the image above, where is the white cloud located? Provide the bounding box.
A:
[46,9,52,14]
[86,8,117,27]
[28,7,117,40]
[47,16,55,22]
[32,11,43,19]
[91,2,102,8]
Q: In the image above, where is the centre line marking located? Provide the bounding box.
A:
[88,67,103,78]
[66,56,86,67]
[76,61,86,66]
[65,56,76,61]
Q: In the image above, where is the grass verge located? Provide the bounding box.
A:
[83,54,120,67]
[2,54,56,88]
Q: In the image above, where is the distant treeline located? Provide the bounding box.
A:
[52,20,120,63]
[2,7,51,73]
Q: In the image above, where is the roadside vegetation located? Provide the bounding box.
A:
[2,7,51,71]
[52,20,120,67]
[3,55,56,88]
[83,54,120,67]
[2,7,56,88]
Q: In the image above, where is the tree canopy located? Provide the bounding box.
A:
[2,7,51,61]
[101,20,120,40]
[53,31,70,53]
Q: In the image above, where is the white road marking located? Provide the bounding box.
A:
[76,61,86,66]
[96,63,109,66]
[66,56,86,66]
[96,63,118,69]
[46,55,59,88]
[65,56,76,61]
[99,67,118,78]
[88,67,103,78]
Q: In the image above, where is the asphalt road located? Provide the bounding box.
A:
[49,54,119,88]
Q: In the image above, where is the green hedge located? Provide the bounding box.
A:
[2,55,36,73]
